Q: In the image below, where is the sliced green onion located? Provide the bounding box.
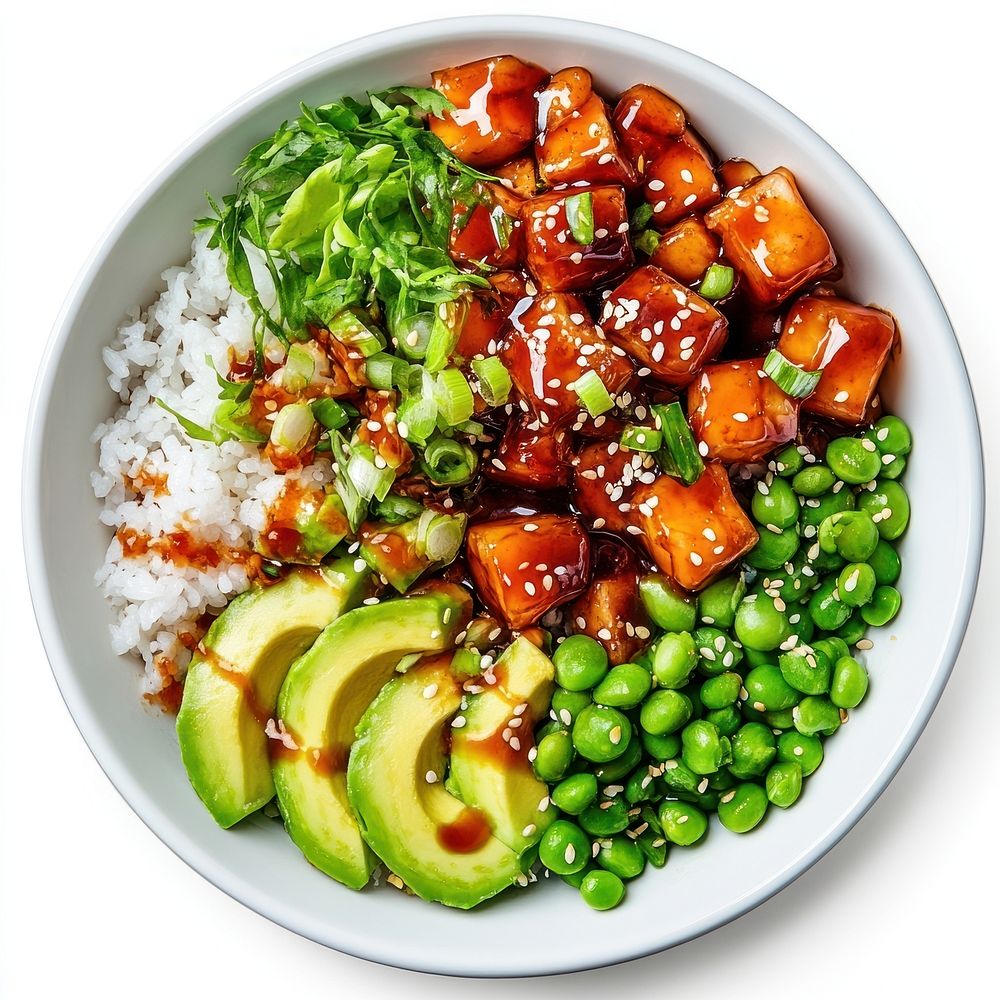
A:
[311,397,356,430]
[329,307,386,357]
[574,369,615,417]
[155,398,215,442]
[365,352,408,390]
[471,356,512,407]
[415,509,469,563]
[454,418,486,438]
[631,202,654,229]
[213,400,268,444]
[451,647,483,677]
[270,402,316,453]
[699,263,735,300]
[424,310,461,374]
[620,424,663,453]
[330,431,366,531]
[371,492,425,525]
[280,344,316,392]
[763,349,823,398]
[435,367,475,426]
[652,401,705,487]
[395,312,435,361]
[396,395,438,446]
[489,205,514,250]
[564,191,595,245]
[347,443,395,502]
[420,435,479,486]
[634,230,661,256]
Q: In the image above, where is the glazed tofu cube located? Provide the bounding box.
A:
[535,67,635,187]
[648,216,722,284]
[521,186,633,292]
[611,84,687,165]
[465,513,590,630]
[643,132,720,227]
[687,358,799,463]
[572,440,657,534]
[487,417,572,490]
[494,155,539,198]
[430,55,548,168]
[705,167,837,306]
[499,293,634,427]
[454,275,527,364]
[718,157,761,194]
[600,265,728,387]
[778,294,896,424]
[631,464,759,591]
[449,183,524,270]
[568,541,652,664]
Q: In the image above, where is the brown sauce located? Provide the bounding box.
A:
[267,734,348,776]
[436,807,492,854]
[199,647,272,727]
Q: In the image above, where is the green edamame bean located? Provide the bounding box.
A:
[593,735,644,782]
[830,656,869,709]
[729,722,777,779]
[659,758,715,807]
[637,829,668,869]
[752,477,799,529]
[856,481,910,540]
[550,687,592,726]
[593,662,652,709]
[735,596,792,651]
[765,761,803,808]
[787,607,814,643]
[691,626,744,675]
[836,614,868,646]
[779,646,832,695]
[580,869,626,910]
[774,443,805,477]
[535,719,567,743]
[641,730,681,761]
[763,707,796,730]
[625,766,660,805]
[698,574,746,628]
[553,634,609,691]
[744,662,801,711]
[560,868,590,889]
[808,577,852,631]
[652,632,699,688]
[538,819,590,875]
[766,555,816,604]
[861,585,901,626]
[813,636,850,663]
[826,436,882,484]
[792,464,836,497]
[818,510,879,562]
[868,539,901,586]
[640,689,693,736]
[658,801,709,846]
[699,672,742,710]
[596,836,646,880]
[533,729,576,782]
[572,705,632,763]
[793,696,841,736]
[639,574,697,631]
[704,705,743,737]
[869,415,912,456]
[777,731,824,775]
[718,783,768,833]
[745,525,801,570]
[681,720,729,775]
[838,563,876,608]
[551,773,599,815]
[800,488,855,530]
[579,797,629,836]
[880,454,906,479]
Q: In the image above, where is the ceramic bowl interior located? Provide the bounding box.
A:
[24,15,983,977]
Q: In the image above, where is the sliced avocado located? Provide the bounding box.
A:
[272,584,472,889]
[254,486,349,565]
[176,559,370,828]
[447,637,556,856]
[359,511,467,593]
[348,658,524,908]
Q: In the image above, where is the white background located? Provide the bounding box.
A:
[2,1,998,995]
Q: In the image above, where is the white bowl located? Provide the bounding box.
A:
[24,14,984,977]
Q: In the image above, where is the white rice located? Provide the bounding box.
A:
[92,232,323,699]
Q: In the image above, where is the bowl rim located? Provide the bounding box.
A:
[23,13,985,977]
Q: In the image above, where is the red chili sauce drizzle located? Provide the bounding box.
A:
[436,807,492,854]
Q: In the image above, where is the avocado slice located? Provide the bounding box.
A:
[447,637,556,856]
[359,511,467,593]
[272,584,472,889]
[348,657,525,908]
[176,559,370,828]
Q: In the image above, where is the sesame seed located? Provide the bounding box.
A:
[683,193,698,206]
[680,168,694,183]
[834,390,850,402]
[733,412,749,423]
[353,558,367,572]
[609,725,623,745]
[690,552,703,566]
[422,683,438,699]
[539,796,550,811]
[522,824,537,837]
[524,581,536,596]
[523,522,538,532]
[451,716,466,729]
[598,627,612,641]
[509,736,521,751]
[648,179,665,191]
[861,438,877,452]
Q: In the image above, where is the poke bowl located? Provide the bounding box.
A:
[23,15,983,977]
